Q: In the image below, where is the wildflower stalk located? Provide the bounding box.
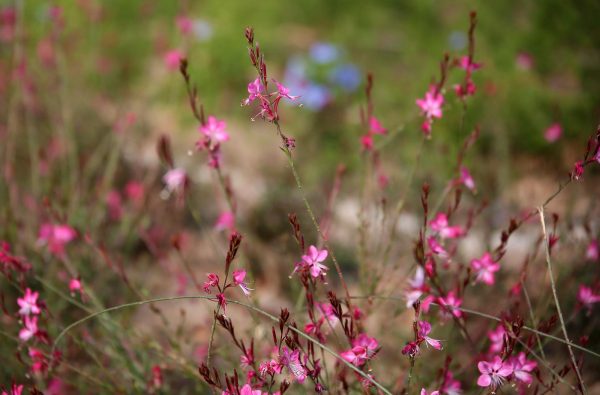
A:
[52,295,393,394]
[521,279,548,361]
[538,207,586,394]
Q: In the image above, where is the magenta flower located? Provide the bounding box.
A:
[200,116,229,142]
[417,321,443,350]
[341,334,379,366]
[216,293,227,311]
[470,252,500,285]
[420,389,439,395]
[279,347,306,383]
[232,269,252,296]
[586,239,598,261]
[416,86,444,119]
[516,52,534,70]
[487,325,506,354]
[302,245,328,278]
[427,236,448,259]
[438,291,463,319]
[215,211,235,232]
[125,181,145,206]
[369,116,387,135]
[360,133,374,151]
[69,277,83,298]
[459,167,476,191]
[203,273,219,293]
[17,288,41,316]
[176,15,193,35]
[458,56,482,72]
[1,383,23,395]
[19,315,38,341]
[318,302,339,327]
[405,267,428,308]
[477,356,513,389]
[163,168,187,193]
[274,80,299,101]
[577,285,600,312]
[429,213,464,239]
[38,223,76,256]
[164,49,184,71]
[440,370,462,395]
[572,160,584,180]
[544,123,562,143]
[237,384,262,395]
[242,78,264,106]
[29,347,48,374]
[510,352,537,384]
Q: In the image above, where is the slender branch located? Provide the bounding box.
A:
[538,207,586,394]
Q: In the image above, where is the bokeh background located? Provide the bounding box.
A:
[2,0,600,393]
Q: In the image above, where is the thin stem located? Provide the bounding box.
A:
[52,295,393,394]
[521,279,547,361]
[538,207,586,394]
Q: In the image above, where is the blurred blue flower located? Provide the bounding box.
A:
[448,31,467,51]
[300,83,331,111]
[329,63,361,92]
[310,42,339,64]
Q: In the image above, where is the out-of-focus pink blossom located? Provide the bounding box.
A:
[572,160,584,180]
[242,78,264,106]
[430,214,464,239]
[200,116,229,142]
[17,288,41,316]
[2,383,23,395]
[488,325,506,354]
[203,273,219,294]
[360,134,373,151]
[416,86,444,138]
[125,181,145,206]
[477,356,513,389]
[69,277,84,298]
[301,245,328,278]
[238,384,262,395]
[516,52,534,70]
[509,352,537,384]
[405,267,428,308]
[216,293,227,311]
[438,291,463,319]
[578,285,600,312]
[418,321,443,350]
[458,56,482,72]
[232,269,252,296]
[471,252,500,285]
[544,123,562,143]
[38,223,77,256]
[459,166,476,191]
[164,49,184,71]
[163,168,187,193]
[106,190,123,220]
[369,116,387,135]
[29,347,48,374]
[427,237,448,259]
[279,347,306,383]
[176,15,193,35]
[420,389,439,395]
[586,239,598,261]
[19,316,38,341]
[274,80,299,101]
[215,211,235,232]
[440,370,462,395]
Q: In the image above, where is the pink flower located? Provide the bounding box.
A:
[369,116,387,135]
[125,181,145,206]
[69,277,83,297]
[341,335,379,366]
[163,168,187,193]
[459,167,475,191]
[440,370,462,395]
[149,365,163,390]
[544,123,562,143]
[572,160,584,180]
[416,86,444,120]
[216,293,227,311]
[578,285,600,312]
[232,269,252,296]
[586,239,598,261]
[427,236,448,259]
[164,49,184,71]
[29,347,48,374]
[38,223,76,256]
[17,288,41,316]
[438,291,463,319]
[279,347,306,383]
[302,245,328,278]
[420,389,440,395]
[106,190,123,220]
[19,315,38,341]
[470,253,500,285]
[458,56,482,72]
[477,356,513,389]
[215,211,235,232]
[242,78,264,106]
[487,325,506,354]
[405,267,428,308]
[516,52,534,70]
[430,214,464,239]
[200,116,229,142]
[318,303,339,327]
[1,383,23,395]
[176,15,193,35]
[274,80,299,101]
[417,321,443,350]
[360,134,374,151]
[203,273,219,293]
[239,384,262,395]
[510,352,537,384]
